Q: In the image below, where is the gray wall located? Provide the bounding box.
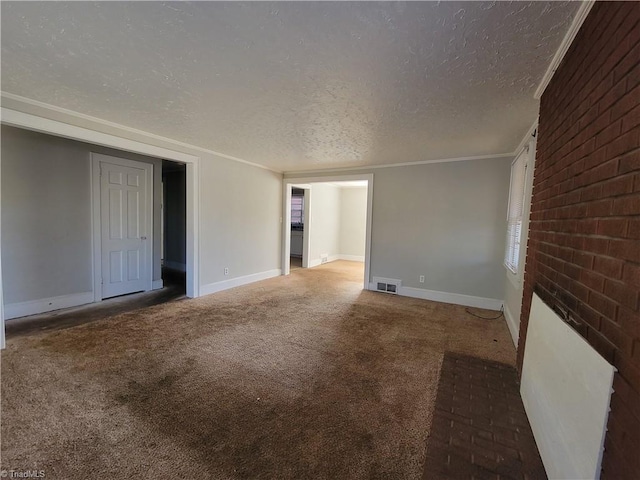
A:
[1,125,163,305]
[286,156,511,300]
[339,187,367,258]
[198,158,282,284]
[308,184,341,263]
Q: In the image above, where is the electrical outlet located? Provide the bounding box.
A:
[224,267,229,275]
[419,275,425,283]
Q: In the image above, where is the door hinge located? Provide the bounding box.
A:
[101,277,104,285]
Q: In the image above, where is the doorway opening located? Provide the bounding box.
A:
[161,160,187,295]
[283,175,373,290]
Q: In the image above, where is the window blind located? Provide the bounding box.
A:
[505,149,528,273]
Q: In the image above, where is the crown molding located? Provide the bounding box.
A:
[534,1,595,99]
[283,152,515,176]
[0,92,281,173]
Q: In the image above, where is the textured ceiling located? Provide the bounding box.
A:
[1,1,580,172]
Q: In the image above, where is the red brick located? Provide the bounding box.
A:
[593,256,624,278]
[601,174,635,197]
[589,290,618,319]
[584,144,608,170]
[599,78,629,114]
[604,279,640,310]
[578,303,602,330]
[617,306,640,341]
[609,238,640,262]
[587,326,617,364]
[583,236,610,254]
[616,354,640,394]
[586,198,614,217]
[622,103,640,134]
[626,62,640,92]
[572,251,594,269]
[628,218,640,238]
[597,217,628,236]
[590,159,619,183]
[608,130,639,160]
[595,120,622,149]
[622,263,640,288]
[613,195,640,216]
[612,374,640,423]
[602,436,638,480]
[601,316,634,353]
[611,83,640,121]
[619,149,640,174]
[580,269,606,292]
[581,183,603,201]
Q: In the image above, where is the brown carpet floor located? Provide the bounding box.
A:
[1,261,517,479]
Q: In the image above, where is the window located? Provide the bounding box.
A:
[291,193,304,226]
[505,149,528,274]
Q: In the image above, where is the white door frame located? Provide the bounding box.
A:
[0,108,201,305]
[91,154,154,301]
[282,174,374,290]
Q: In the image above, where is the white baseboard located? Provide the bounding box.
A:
[368,283,503,310]
[152,279,164,290]
[200,269,281,296]
[308,254,364,268]
[338,254,365,262]
[162,260,186,272]
[4,292,94,320]
[503,303,520,347]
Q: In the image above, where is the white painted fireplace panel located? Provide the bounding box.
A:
[521,294,615,480]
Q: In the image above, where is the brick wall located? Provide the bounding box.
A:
[517,2,639,478]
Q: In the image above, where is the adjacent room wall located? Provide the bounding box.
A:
[517,3,639,478]
[1,125,163,309]
[308,184,341,265]
[286,155,511,304]
[339,186,367,260]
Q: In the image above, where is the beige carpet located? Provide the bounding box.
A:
[1,261,515,479]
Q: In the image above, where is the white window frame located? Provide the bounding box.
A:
[505,148,529,274]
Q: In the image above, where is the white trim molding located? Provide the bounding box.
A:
[338,254,365,263]
[534,1,595,99]
[283,152,514,176]
[200,269,282,297]
[370,283,504,311]
[152,280,164,290]
[503,303,520,347]
[4,292,94,320]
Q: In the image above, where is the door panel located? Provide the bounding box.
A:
[101,160,150,298]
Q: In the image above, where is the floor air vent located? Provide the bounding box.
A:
[373,277,401,295]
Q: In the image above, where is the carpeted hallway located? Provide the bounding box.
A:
[2,261,521,479]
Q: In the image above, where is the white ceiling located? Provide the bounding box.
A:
[1,1,580,172]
